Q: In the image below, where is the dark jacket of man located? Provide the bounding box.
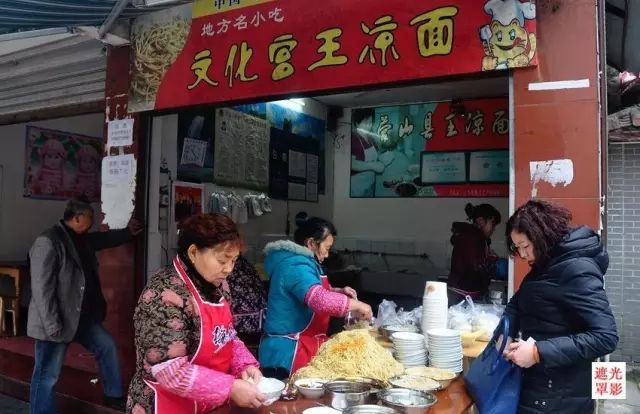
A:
[505,226,618,414]
[28,221,132,343]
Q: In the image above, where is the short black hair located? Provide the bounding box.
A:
[465,203,501,225]
[293,213,337,246]
[352,108,375,127]
[63,198,93,221]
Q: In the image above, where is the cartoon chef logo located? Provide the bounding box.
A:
[479,0,537,71]
[212,324,237,352]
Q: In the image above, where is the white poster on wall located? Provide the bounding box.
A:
[214,108,270,190]
[180,137,208,167]
[102,154,136,184]
[107,118,134,147]
[101,155,136,229]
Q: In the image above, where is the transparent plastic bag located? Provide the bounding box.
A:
[448,296,505,339]
[374,299,398,328]
[448,296,474,333]
[471,304,504,341]
[374,300,421,328]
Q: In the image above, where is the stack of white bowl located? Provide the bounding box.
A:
[421,281,449,347]
[391,332,427,368]
[426,328,463,373]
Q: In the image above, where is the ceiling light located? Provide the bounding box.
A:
[273,99,306,111]
[289,98,306,106]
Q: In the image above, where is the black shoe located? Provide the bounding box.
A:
[103,395,126,411]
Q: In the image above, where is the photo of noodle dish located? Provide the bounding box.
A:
[129,4,192,112]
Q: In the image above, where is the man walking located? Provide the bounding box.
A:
[28,198,142,413]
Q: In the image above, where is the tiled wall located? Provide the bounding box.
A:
[607,143,640,362]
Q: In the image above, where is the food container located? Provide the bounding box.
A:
[378,388,438,414]
[324,380,376,410]
[340,377,387,393]
[403,367,457,390]
[294,378,326,399]
[388,375,440,393]
[380,325,419,341]
[257,377,286,406]
[343,405,400,414]
[460,331,483,347]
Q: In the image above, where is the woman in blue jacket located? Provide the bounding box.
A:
[503,200,618,413]
[259,216,373,379]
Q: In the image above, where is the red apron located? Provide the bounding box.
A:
[144,257,236,414]
[290,275,332,374]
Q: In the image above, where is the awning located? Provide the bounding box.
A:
[0,0,168,35]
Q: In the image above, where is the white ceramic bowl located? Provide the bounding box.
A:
[258,377,285,405]
[294,378,326,399]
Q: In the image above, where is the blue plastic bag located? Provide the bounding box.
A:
[464,316,522,414]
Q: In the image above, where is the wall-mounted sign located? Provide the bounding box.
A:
[129,0,537,112]
[351,98,508,198]
[107,118,134,147]
[420,152,467,185]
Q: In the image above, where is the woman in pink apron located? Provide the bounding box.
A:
[127,214,265,414]
[259,215,373,379]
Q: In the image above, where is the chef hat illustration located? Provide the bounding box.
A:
[484,0,536,26]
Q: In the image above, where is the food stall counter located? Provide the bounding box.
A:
[218,376,473,414]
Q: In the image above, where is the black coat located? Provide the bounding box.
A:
[505,226,618,414]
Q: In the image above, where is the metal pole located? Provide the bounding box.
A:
[98,0,131,39]
[0,27,70,42]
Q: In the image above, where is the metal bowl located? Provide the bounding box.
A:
[380,325,419,341]
[403,367,458,390]
[378,388,437,414]
[388,375,441,393]
[343,405,400,414]
[489,290,504,299]
[338,377,388,392]
[294,378,326,399]
[324,380,376,410]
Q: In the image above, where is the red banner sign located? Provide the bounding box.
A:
[150,0,537,111]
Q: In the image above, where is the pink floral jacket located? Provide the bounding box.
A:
[126,265,259,414]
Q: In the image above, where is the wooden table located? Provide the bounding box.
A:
[222,376,473,414]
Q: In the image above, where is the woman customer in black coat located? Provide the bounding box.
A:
[503,200,618,414]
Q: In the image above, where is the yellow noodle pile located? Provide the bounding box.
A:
[294,330,403,382]
[131,17,190,108]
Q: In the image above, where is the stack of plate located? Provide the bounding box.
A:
[421,282,449,346]
[391,332,427,368]
[426,328,463,373]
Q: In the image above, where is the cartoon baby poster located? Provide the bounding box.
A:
[480,0,537,71]
[24,126,103,202]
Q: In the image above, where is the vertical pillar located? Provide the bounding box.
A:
[512,0,603,288]
[99,45,143,382]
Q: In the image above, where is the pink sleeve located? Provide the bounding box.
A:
[229,338,260,378]
[304,285,350,317]
[152,356,235,408]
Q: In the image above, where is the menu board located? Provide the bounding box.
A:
[214,108,269,190]
[270,127,319,202]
